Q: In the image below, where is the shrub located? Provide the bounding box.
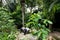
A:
[0,7,16,40]
[26,12,53,40]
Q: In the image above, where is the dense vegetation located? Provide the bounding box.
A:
[0,0,60,40]
[0,7,16,40]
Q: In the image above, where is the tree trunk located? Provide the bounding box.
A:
[0,0,2,7]
[20,0,25,27]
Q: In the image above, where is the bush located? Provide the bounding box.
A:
[11,5,22,29]
[26,12,53,40]
[0,7,16,40]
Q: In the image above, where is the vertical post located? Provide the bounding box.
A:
[0,0,2,7]
[20,0,25,27]
[49,24,52,32]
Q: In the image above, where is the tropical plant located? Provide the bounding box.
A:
[0,7,16,40]
[43,0,60,22]
[26,12,53,40]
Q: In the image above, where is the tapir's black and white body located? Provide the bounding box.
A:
[21,27,30,35]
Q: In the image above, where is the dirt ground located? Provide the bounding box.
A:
[16,31,60,40]
[48,31,60,40]
[16,32,37,40]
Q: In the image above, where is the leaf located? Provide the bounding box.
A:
[47,21,53,24]
[8,20,14,22]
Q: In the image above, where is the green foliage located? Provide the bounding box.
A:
[12,5,22,27]
[43,0,60,22]
[25,0,36,7]
[0,32,16,40]
[0,0,60,40]
[26,12,53,40]
[0,7,16,40]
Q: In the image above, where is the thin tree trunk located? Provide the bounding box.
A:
[0,0,2,7]
[20,0,25,27]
